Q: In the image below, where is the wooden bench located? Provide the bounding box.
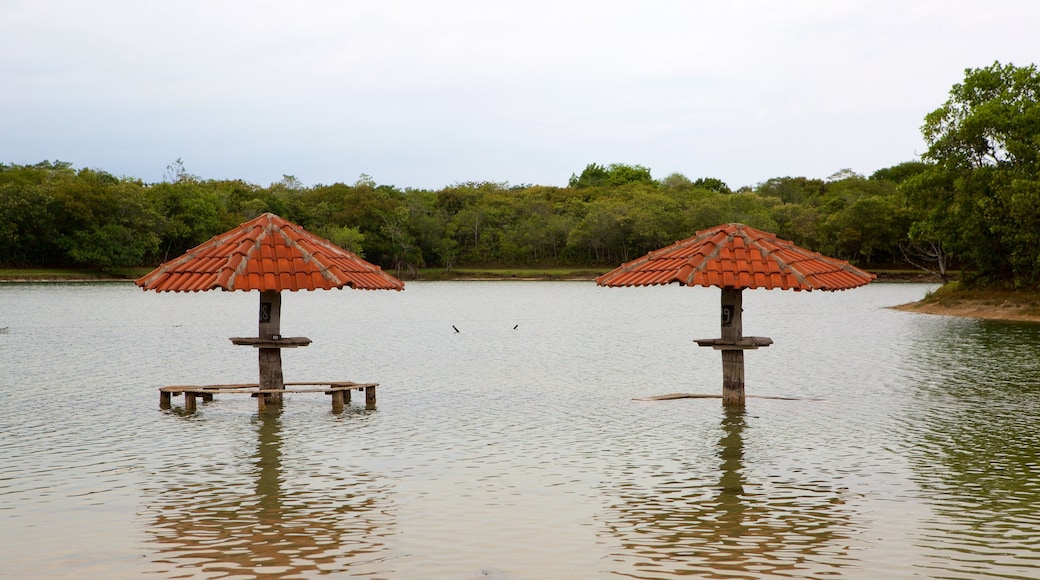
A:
[159,381,378,413]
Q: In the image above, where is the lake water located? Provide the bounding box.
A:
[2,280,1040,579]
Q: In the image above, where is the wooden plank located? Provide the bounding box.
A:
[285,381,363,387]
[634,393,721,401]
[157,381,379,413]
[160,382,376,393]
[160,383,258,392]
[635,393,824,402]
[166,387,369,395]
[694,336,772,350]
[228,337,312,348]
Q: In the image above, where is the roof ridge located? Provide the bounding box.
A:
[677,227,732,284]
[275,221,346,286]
[227,222,267,290]
[749,231,811,289]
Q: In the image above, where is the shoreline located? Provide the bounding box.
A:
[890,289,1040,323]
[7,271,1040,323]
[0,268,939,284]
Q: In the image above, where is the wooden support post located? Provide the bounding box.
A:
[720,287,745,407]
[258,290,284,407]
[365,385,376,410]
[160,390,171,409]
[331,390,345,413]
[256,391,267,413]
[344,388,352,405]
[185,392,197,413]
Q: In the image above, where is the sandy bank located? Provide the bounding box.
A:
[891,288,1040,323]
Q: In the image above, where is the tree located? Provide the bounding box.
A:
[911,61,1040,286]
[660,172,694,191]
[163,158,195,183]
[569,163,654,188]
[756,176,826,205]
[319,224,366,256]
[922,62,1040,170]
[692,177,731,194]
[870,161,929,184]
[569,163,610,188]
[151,180,224,260]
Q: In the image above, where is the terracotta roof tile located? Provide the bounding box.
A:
[136,213,405,293]
[597,223,874,291]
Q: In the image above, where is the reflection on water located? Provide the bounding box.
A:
[599,408,855,578]
[901,317,1040,579]
[4,281,1040,578]
[141,411,395,577]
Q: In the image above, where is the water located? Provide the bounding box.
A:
[2,280,1040,579]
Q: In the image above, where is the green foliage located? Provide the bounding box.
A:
[14,60,1040,283]
[757,176,826,205]
[318,224,365,256]
[870,161,929,184]
[911,61,1040,287]
[569,163,654,188]
[0,151,977,275]
[692,177,731,194]
[66,223,156,270]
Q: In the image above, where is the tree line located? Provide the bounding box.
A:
[0,159,919,273]
[1,62,1038,288]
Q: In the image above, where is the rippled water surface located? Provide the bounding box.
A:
[3,281,1040,579]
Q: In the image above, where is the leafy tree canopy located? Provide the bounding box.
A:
[569,163,654,188]
[910,61,1040,287]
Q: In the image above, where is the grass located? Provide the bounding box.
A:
[907,281,1040,319]
[870,268,952,282]
[0,268,151,281]
[416,267,607,281]
[0,266,606,283]
[1,266,946,283]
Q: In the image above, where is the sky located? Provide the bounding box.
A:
[2,1,1038,191]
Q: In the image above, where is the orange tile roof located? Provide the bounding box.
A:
[136,213,405,292]
[596,223,875,291]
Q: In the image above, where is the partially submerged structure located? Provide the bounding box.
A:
[136,212,404,412]
[597,223,874,405]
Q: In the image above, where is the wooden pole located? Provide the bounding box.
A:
[258,290,284,407]
[720,287,745,406]
[330,390,345,413]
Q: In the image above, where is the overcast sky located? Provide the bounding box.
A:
[2,1,1037,190]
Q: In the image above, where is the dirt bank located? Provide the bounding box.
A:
[890,286,1040,323]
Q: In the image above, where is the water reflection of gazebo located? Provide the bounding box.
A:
[136,213,403,413]
[142,411,396,576]
[598,409,856,576]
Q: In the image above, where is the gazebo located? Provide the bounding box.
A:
[596,223,874,406]
[137,212,404,412]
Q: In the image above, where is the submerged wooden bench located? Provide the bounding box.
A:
[159,381,378,413]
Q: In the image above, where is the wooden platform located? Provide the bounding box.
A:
[694,336,773,350]
[228,336,312,348]
[159,381,377,413]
